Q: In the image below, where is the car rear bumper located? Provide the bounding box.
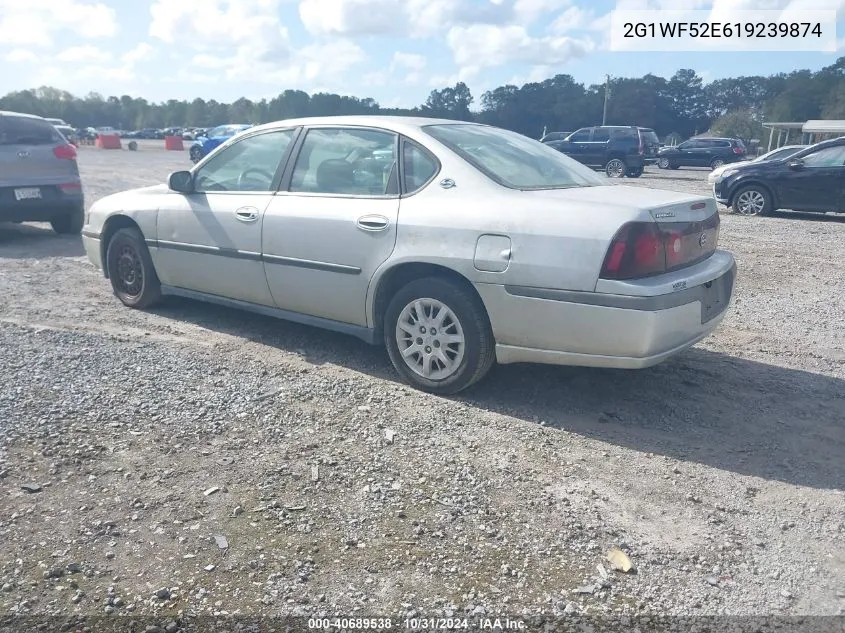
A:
[0,186,83,222]
[475,252,736,369]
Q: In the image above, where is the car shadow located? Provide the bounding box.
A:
[151,296,845,492]
[0,222,85,258]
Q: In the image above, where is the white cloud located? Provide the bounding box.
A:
[298,0,512,38]
[4,48,39,63]
[299,0,404,36]
[447,24,594,68]
[428,65,480,87]
[122,43,155,64]
[55,44,110,64]
[390,52,427,72]
[513,0,572,24]
[550,6,595,32]
[0,0,117,46]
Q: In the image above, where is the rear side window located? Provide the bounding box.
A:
[733,139,746,147]
[402,141,438,193]
[592,128,610,142]
[0,116,60,146]
[610,128,637,140]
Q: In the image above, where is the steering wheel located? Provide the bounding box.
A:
[237,168,274,189]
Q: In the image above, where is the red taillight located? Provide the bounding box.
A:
[732,147,744,154]
[600,215,720,280]
[58,183,82,193]
[53,144,77,160]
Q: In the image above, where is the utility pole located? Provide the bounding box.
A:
[602,74,611,126]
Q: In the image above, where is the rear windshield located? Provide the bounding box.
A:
[424,123,605,190]
[0,116,61,146]
[641,129,660,144]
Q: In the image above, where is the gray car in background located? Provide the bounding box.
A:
[0,110,84,234]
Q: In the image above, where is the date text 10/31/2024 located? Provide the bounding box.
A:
[307,617,527,630]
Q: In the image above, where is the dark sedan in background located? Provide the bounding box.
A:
[713,137,845,216]
[658,137,746,170]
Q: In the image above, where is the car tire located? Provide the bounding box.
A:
[657,157,670,169]
[710,158,725,169]
[384,277,495,395]
[605,158,627,178]
[189,146,203,164]
[669,163,680,170]
[627,166,644,178]
[731,185,772,216]
[105,227,162,309]
[50,204,84,235]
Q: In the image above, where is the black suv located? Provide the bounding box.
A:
[657,137,746,170]
[546,126,660,178]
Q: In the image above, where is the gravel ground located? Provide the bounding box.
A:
[0,145,844,628]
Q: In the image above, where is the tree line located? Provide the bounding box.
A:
[2,57,844,142]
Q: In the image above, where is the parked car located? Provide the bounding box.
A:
[54,125,79,145]
[0,110,84,234]
[189,124,252,163]
[707,145,805,184]
[81,116,735,393]
[713,137,845,216]
[658,137,746,170]
[547,126,661,178]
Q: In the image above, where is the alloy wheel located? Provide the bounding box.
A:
[395,298,465,381]
[736,190,766,215]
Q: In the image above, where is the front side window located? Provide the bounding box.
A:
[800,145,845,167]
[193,130,294,192]
[424,123,606,190]
[568,128,591,142]
[402,142,438,193]
[288,127,398,196]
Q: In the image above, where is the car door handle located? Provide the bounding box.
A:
[356,215,390,231]
[234,206,260,223]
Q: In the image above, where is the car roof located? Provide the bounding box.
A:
[0,110,46,120]
[246,115,480,136]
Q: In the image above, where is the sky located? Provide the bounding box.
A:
[1,0,844,109]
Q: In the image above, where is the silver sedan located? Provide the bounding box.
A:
[82,116,736,394]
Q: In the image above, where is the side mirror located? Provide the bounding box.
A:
[787,158,804,171]
[168,170,194,193]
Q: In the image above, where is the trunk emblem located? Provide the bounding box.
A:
[698,232,708,248]
[17,150,30,159]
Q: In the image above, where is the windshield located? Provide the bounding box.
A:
[424,123,606,190]
[753,146,803,162]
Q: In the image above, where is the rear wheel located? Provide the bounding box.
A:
[657,157,670,169]
[50,205,84,235]
[105,227,162,308]
[605,158,627,178]
[710,158,725,169]
[384,277,495,394]
[732,185,772,216]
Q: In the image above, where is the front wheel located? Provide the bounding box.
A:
[605,158,627,178]
[105,227,162,308]
[384,277,495,394]
[732,185,772,216]
[189,146,203,164]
